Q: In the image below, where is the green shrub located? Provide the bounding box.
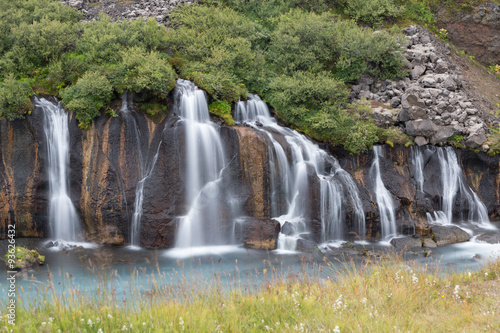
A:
[0,74,34,120]
[379,127,411,146]
[340,0,404,26]
[166,5,267,100]
[267,10,407,82]
[344,121,380,154]
[61,71,113,128]
[267,71,349,124]
[209,100,235,125]
[113,47,176,98]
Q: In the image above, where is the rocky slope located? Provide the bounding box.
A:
[350,25,498,150]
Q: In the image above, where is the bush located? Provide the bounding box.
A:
[267,71,349,124]
[113,47,176,98]
[61,71,113,128]
[209,100,235,125]
[0,74,34,120]
[341,0,404,26]
[166,5,268,101]
[267,10,407,82]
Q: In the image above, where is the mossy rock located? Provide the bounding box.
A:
[4,247,45,269]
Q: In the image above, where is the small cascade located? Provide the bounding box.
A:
[38,97,80,241]
[370,146,397,240]
[426,147,493,229]
[174,80,228,248]
[119,92,161,246]
[235,95,365,250]
[411,146,424,192]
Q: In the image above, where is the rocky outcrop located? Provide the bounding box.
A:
[438,1,500,66]
[350,25,493,149]
[60,0,195,24]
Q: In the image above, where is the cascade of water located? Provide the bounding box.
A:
[38,97,80,241]
[426,147,494,229]
[370,146,397,240]
[119,92,162,246]
[235,95,365,249]
[174,79,228,248]
[411,146,424,192]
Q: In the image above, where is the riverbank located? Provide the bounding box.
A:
[2,253,499,332]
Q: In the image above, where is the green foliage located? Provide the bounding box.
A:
[209,100,235,125]
[61,71,113,128]
[76,14,168,65]
[113,47,176,98]
[379,127,412,146]
[4,246,44,269]
[267,71,349,124]
[340,0,404,26]
[448,134,465,148]
[267,10,407,82]
[137,102,168,118]
[166,5,268,101]
[0,74,34,120]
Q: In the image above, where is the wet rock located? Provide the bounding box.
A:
[431,225,470,246]
[240,218,280,250]
[476,233,500,244]
[390,237,421,249]
[281,222,295,236]
[405,119,438,137]
[296,238,319,252]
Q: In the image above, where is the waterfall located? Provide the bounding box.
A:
[426,147,494,229]
[119,92,161,246]
[235,95,365,250]
[174,80,228,248]
[411,146,424,192]
[38,97,80,241]
[370,146,397,240]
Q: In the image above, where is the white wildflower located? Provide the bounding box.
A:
[412,274,418,284]
[333,326,340,333]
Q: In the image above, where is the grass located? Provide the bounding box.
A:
[2,4,499,329]
[1,254,499,332]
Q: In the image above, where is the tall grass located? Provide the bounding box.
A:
[1,255,499,332]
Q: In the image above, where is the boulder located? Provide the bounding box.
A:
[431,225,470,246]
[410,65,426,79]
[296,238,319,252]
[414,136,428,146]
[281,221,295,236]
[430,126,456,145]
[240,218,281,250]
[405,119,439,137]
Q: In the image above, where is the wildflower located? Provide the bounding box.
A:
[42,322,47,326]
[96,317,101,323]
[333,326,340,333]
[88,319,93,326]
[412,274,418,284]
[108,314,113,319]
[369,313,373,318]
[97,329,103,333]
[362,297,367,306]
[485,272,489,277]
[454,285,460,299]
[49,317,54,323]
[143,322,146,326]
[468,271,471,278]
[121,324,127,331]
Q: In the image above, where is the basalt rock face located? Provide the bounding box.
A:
[335,145,500,239]
[2,104,500,246]
[0,114,46,238]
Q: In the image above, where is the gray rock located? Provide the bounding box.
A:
[430,126,456,145]
[409,106,428,120]
[281,222,295,236]
[434,61,448,74]
[401,93,426,109]
[410,65,426,80]
[466,133,487,148]
[414,136,428,146]
[422,77,436,87]
[431,225,470,246]
[296,239,319,252]
[390,96,401,108]
[405,119,439,137]
[442,76,457,91]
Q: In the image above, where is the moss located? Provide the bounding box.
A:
[209,100,235,126]
[137,102,168,118]
[448,134,465,149]
[4,247,45,269]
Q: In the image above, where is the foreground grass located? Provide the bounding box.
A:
[1,256,500,332]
